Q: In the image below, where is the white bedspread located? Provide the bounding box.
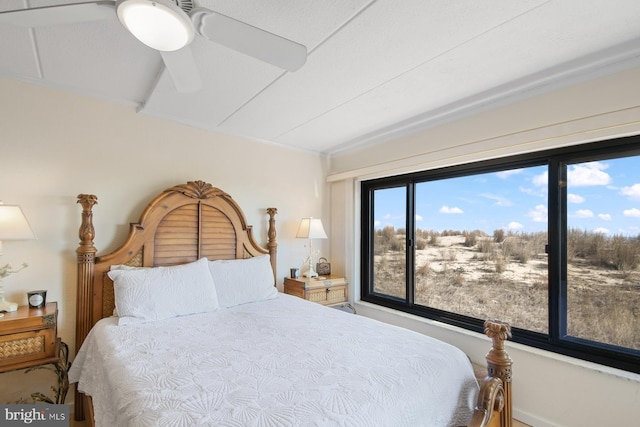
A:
[70,294,478,427]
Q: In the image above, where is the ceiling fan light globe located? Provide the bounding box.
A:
[116,0,194,52]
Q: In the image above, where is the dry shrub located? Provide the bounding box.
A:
[439,248,457,262]
[611,235,639,272]
[417,261,430,275]
[477,238,493,254]
[378,257,388,270]
[501,232,546,264]
[512,244,531,263]
[415,237,428,250]
[452,272,465,287]
[464,232,478,247]
[568,229,640,272]
[568,283,640,349]
[375,226,404,253]
[568,228,607,263]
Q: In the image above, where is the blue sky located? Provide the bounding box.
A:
[374,156,640,236]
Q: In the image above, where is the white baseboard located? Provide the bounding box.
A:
[514,407,562,427]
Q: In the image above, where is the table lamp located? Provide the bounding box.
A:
[0,203,36,312]
[296,217,327,278]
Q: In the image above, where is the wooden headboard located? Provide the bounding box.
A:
[75,180,277,353]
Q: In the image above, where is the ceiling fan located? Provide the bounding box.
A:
[0,0,307,93]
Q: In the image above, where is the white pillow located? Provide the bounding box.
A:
[108,258,219,325]
[109,264,149,317]
[110,264,148,271]
[208,255,277,308]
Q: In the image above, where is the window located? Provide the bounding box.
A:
[361,136,640,373]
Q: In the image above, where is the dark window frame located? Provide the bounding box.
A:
[360,135,640,373]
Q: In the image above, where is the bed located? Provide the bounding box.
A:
[69,180,513,427]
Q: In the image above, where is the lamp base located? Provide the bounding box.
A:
[0,299,18,312]
[302,262,319,278]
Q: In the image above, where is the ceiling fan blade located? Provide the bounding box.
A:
[191,8,307,72]
[160,47,202,93]
[0,1,115,27]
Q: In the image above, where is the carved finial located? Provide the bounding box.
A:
[166,180,230,200]
[77,194,98,248]
[77,194,98,210]
[484,320,512,351]
[267,208,277,245]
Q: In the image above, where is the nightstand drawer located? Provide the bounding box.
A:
[0,302,58,372]
[306,285,347,305]
[0,328,57,369]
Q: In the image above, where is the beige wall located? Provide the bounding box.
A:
[328,66,640,426]
[0,78,329,403]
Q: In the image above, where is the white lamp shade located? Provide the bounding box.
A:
[116,0,194,52]
[0,204,36,240]
[296,218,327,240]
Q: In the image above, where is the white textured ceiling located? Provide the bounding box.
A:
[1,0,640,155]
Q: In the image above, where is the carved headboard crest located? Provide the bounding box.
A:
[165,180,231,200]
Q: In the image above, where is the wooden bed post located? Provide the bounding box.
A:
[75,194,98,421]
[484,320,513,427]
[76,194,98,348]
[468,320,513,427]
[266,208,277,283]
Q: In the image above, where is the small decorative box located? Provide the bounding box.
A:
[316,257,331,275]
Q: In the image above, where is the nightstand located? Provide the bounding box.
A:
[0,302,69,404]
[284,275,349,306]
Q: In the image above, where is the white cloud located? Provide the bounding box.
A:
[620,183,640,200]
[574,209,594,218]
[567,162,611,187]
[480,193,512,207]
[567,193,585,204]
[598,213,611,221]
[612,226,640,236]
[495,169,523,179]
[519,185,547,198]
[593,227,610,234]
[440,205,463,214]
[532,171,548,186]
[374,220,381,227]
[415,214,423,221]
[623,208,640,218]
[507,222,523,230]
[527,205,547,223]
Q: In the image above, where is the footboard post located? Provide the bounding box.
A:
[75,194,98,421]
[485,320,513,427]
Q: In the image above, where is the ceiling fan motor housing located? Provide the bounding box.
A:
[176,0,194,14]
